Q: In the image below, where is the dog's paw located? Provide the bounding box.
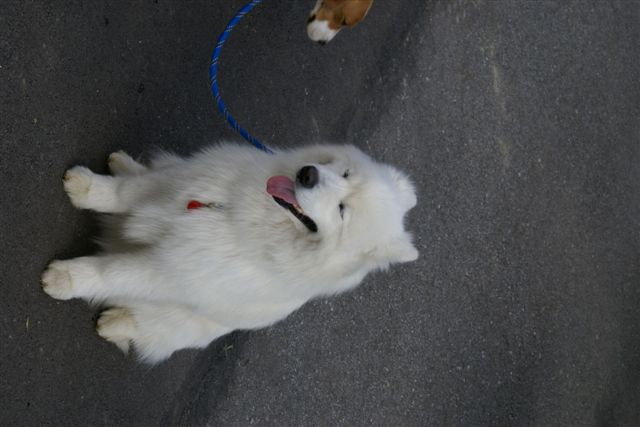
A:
[63,166,94,209]
[41,261,74,300]
[97,307,136,354]
[108,151,146,175]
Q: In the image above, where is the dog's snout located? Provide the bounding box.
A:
[307,14,316,24]
[297,166,319,189]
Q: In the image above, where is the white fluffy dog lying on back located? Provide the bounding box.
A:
[42,144,418,363]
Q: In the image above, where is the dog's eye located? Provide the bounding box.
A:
[339,202,345,218]
[342,169,350,178]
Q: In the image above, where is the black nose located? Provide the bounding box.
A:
[317,40,326,46]
[297,165,319,189]
[307,15,316,24]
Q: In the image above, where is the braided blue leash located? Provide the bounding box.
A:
[210,0,274,154]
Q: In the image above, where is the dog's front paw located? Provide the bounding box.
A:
[63,166,94,209]
[97,307,136,354]
[108,151,130,175]
[108,151,146,175]
[41,261,74,300]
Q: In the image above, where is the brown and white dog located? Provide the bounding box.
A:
[307,0,374,44]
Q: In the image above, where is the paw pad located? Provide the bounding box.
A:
[63,166,93,208]
[41,261,74,300]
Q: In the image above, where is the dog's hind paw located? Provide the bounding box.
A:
[97,307,136,354]
[41,261,74,300]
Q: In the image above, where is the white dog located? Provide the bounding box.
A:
[42,143,418,363]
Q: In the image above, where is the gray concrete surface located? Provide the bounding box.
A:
[1,0,639,425]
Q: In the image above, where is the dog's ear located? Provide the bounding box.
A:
[372,233,419,266]
[386,233,419,263]
[387,166,417,211]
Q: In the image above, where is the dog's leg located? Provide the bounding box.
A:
[108,151,147,175]
[41,257,102,301]
[40,252,229,362]
[95,307,136,353]
[63,166,158,213]
[97,304,230,363]
[41,253,160,302]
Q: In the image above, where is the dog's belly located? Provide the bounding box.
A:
[183,279,309,329]
[151,256,310,329]
[200,299,307,330]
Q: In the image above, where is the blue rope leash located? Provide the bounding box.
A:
[210,0,273,154]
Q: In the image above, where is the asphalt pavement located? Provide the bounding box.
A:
[1,0,639,425]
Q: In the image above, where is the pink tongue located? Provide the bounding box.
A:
[266,176,298,206]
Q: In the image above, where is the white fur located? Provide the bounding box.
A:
[307,0,340,42]
[42,143,418,363]
[307,19,339,43]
